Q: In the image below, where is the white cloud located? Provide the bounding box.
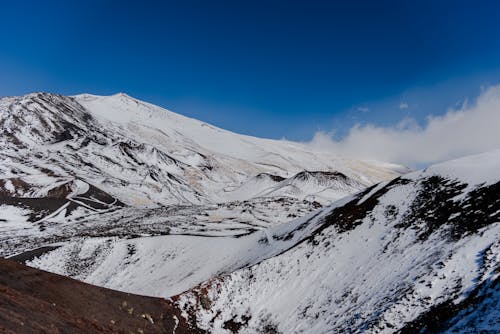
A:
[308,85,500,167]
[357,107,369,113]
[399,102,409,109]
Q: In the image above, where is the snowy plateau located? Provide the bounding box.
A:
[0,92,498,333]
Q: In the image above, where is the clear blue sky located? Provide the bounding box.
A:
[1,0,500,140]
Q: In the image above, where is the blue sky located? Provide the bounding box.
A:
[1,0,500,141]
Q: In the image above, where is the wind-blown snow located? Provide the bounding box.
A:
[417,149,500,186]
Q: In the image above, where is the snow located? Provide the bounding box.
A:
[357,180,389,205]
[3,180,15,193]
[0,205,38,235]
[171,152,500,333]
[74,92,403,188]
[0,92,403,209]
[27,206,330,297]
[70,180,90,196]
[1,92,498,333]
[407,149,500,186]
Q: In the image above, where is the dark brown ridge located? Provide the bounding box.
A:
[0,258,204,333]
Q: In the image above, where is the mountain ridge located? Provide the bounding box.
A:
[0,92,406,207]
[171,150,500,333]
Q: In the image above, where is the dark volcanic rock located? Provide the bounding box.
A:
[0,258,202,333]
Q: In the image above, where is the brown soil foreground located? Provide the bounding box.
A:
[0,258,203,333]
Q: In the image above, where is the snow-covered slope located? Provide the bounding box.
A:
[75,93,403,181]
[25,209,323,298]
[0,92,404,207]
[0,91,403,300]
[257,170,365,205]
[12,150,500,333]
[0,91,407,282]
[2,92,497,333]
[170,150,500,333]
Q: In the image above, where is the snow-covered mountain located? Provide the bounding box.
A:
[0,92,404,207]
[11,150,500,333]
[1,92,498,333]
[171,150,500,333]
[0,92,404,259]
[0,92,402,290]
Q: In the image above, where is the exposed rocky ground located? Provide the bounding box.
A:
[0,258,201,333]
